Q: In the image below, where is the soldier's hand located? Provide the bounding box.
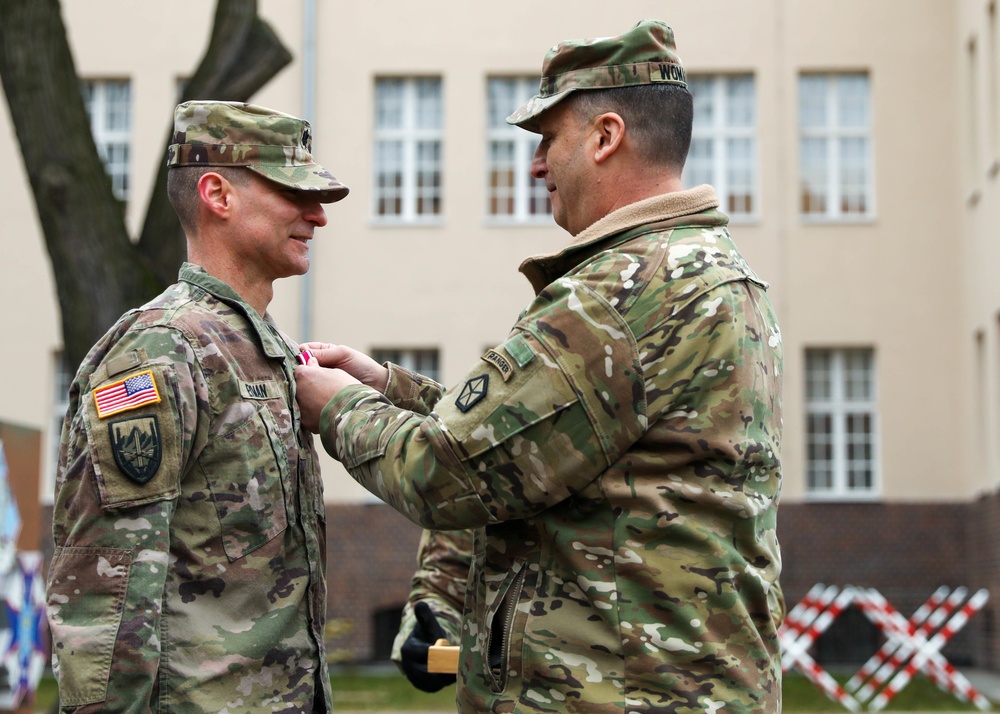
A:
[293,365,360,432]
[399,601,457,693]
[299,343,389,393]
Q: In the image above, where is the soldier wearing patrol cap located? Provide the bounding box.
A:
[46,101,347,712]
[297,19,784,713]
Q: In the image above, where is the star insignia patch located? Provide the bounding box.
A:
[455,374,489,413]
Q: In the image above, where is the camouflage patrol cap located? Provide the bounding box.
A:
[507,20,687,133]
[167,101,349,203]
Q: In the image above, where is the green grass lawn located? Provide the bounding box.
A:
[28,671,994,712]
[781,673,989,712]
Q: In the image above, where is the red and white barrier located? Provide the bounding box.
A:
[778,585,991,712]
[867,589,990,712]
[779,585,861,711]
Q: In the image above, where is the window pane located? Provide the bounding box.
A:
[799,75,828,128]
[488,78,519,128]
[846,412,873,489]
[806,350,832,400]
[726,137,754,215]
[376,80,404,129]
[489,141,515,216]
[839,137,870,215]
[689,77,714,128]
[375,140,403,216]
[800,137,828,214]
[844,349,873,400]
[105,81,130,130]
[416,140,441,216]
[725,76,754,127]
[837,74,870,128]
[415,79,442,129]
[807,413,833,490]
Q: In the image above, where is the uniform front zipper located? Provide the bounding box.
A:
[487,561,526,692]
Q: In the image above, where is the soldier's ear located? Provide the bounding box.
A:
[197,172,235,219]
[593,112,625,164]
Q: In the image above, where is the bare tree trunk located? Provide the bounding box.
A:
[0,0,154,370]
[0,0,292,370]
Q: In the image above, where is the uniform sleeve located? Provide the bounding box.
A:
[46,327,202,712]
[383,362,445,415]
[390,528,474,663]
[318,278,648,530]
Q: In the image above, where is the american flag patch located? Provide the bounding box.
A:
[92,369,162,419]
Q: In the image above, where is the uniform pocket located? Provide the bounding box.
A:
[196,406,289,561]
[46,547,132,706]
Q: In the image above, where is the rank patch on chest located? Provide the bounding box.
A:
[455,375,489,413]
[109,415,162,484]
[92,369,161,419]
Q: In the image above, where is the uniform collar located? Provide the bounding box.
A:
[179,262,294,360]
[519,185,722,294]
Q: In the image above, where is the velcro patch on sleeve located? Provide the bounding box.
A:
[504,334,536,367]
[92,370,162,419]
[85,365,181,507]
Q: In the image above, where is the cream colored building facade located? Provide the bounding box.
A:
[0,0,985,509]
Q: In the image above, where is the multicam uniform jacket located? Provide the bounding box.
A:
[322,185,784,713]
[46,263,331,713]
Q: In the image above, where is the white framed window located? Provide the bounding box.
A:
[799,73,873,220]
[81,79,132,201]
[805,348,879,498]
[373,78,443,222]
[371,348,440,383]
[486,77,552,222]
[685,74,757,219]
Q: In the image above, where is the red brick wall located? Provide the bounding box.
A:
[777,501,980,665]
[323,503,424,662]
[969,490,1000,669]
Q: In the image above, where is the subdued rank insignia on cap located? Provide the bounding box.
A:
[455,375,489,413]
[93,369,161,419]
[109,415,162,484]
[481,349,514,382]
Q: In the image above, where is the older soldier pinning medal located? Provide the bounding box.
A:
[296,19,784,713]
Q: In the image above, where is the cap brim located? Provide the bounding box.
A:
[505,91,574,134]
[248,164,350,203]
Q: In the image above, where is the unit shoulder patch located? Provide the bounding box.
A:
[108,415,162,484]
[455,375,489,413]
[92,369,162,419]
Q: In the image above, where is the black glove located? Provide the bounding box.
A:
[399,601,458,692]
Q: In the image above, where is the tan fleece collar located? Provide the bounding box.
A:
[519,184,720,291]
